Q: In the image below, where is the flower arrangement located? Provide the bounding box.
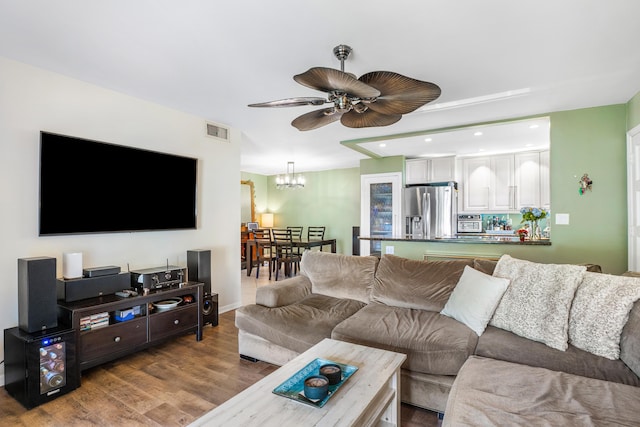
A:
[520,207,548,240]
[520,207,549,222]
[517,227,528,241]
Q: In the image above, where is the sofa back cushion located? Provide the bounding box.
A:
[489,254,586,351]
[371,254,473,311]
[300,251,379,303]
[621,301,640,378]
[569,272,640,360]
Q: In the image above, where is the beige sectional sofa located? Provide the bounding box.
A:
[235,251,640,424]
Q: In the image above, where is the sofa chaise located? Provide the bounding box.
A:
[235,251,640,424]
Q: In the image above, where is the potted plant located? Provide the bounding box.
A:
[517,228,528,242]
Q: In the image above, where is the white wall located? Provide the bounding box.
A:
[0,57,241,374]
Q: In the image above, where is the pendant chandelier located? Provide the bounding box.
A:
[276,161,305,189]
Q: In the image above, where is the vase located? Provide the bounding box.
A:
[530,220,540,240]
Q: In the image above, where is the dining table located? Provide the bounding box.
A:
[245,237,337,276]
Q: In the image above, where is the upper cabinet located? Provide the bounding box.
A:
[460,150,549,213]
[405,157,456,185]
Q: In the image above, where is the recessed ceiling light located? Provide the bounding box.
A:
[474,131,483,136]
[529,124,539,129]
[424,138,433,142]
[478,148,485,152]
[526,143,533,147]
[379,143,386,147]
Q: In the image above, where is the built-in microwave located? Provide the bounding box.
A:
[457,214,483,233]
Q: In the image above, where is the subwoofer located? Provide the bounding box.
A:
[202,293,219,326]
[187,249,218,326]
[18,257,58,333]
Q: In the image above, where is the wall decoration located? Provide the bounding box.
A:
[578,173,593,195]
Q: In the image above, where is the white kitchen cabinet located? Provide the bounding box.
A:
[461,151,549,213]
[430,157,456,182]
[360,172,402,256]
[405,159,429,184]
[462,157,491,211]
[405,157,455,184]
[515,152,541,208]
[490,155,516,211]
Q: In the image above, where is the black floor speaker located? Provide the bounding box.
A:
[18,257,58,333]
[187,249,211,294]
[187,249,218,326]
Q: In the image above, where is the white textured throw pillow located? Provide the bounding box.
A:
[489,255,587,351]
[569,272,640,359]
[441,266,510,336]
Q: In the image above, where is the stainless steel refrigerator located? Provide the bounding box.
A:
[404,182,458,239]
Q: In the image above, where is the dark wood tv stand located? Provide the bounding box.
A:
[57,282,203,372]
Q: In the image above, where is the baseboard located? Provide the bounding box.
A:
[219,301,241,314]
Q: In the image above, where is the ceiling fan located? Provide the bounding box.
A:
[248,45,441,131]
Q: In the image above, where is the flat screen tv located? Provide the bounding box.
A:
[39,132,197,235]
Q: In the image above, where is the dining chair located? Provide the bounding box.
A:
[287,226,304,256]
[271,228,301,280]
[307,226,326,240]
[253,228,275,280]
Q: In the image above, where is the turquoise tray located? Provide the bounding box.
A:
[272,358,358,408]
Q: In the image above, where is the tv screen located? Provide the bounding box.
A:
[39,132,197,235]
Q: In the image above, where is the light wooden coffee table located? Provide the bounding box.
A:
[190,338,406,427]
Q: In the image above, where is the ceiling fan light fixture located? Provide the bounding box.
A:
[353,103,368,113]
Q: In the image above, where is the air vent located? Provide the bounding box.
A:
[205,121,229,141]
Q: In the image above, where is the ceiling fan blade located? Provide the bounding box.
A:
[358,71,441,115]
[291,108,343,131]
[248,97,327,108]
[294,67,380,99]
[340,109,402,128]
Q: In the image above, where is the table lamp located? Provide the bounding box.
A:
[261,213,274,228]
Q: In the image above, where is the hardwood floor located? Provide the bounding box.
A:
[1,311,439,426]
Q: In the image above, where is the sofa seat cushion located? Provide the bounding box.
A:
[235,294,366,354]
[331,303,478,376]
[476,325,640,386]
[443,356,640,427]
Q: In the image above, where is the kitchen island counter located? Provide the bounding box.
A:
[359,235,551,246]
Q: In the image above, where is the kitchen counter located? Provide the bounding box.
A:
[359,234,551,246]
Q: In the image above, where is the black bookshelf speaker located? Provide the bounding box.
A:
[187,249,211,294]
[18,257,58,333]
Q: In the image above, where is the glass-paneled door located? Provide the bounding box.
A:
[360,173,402,256]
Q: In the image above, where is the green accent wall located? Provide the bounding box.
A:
[384,104,629,273]
[628,91,640,130]
[360,156,405,176]
[263,167,361,254]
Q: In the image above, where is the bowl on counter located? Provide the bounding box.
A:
[152,297,182,312]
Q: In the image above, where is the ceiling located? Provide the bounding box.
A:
[348,116,550,159]
[1,1,639,175]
